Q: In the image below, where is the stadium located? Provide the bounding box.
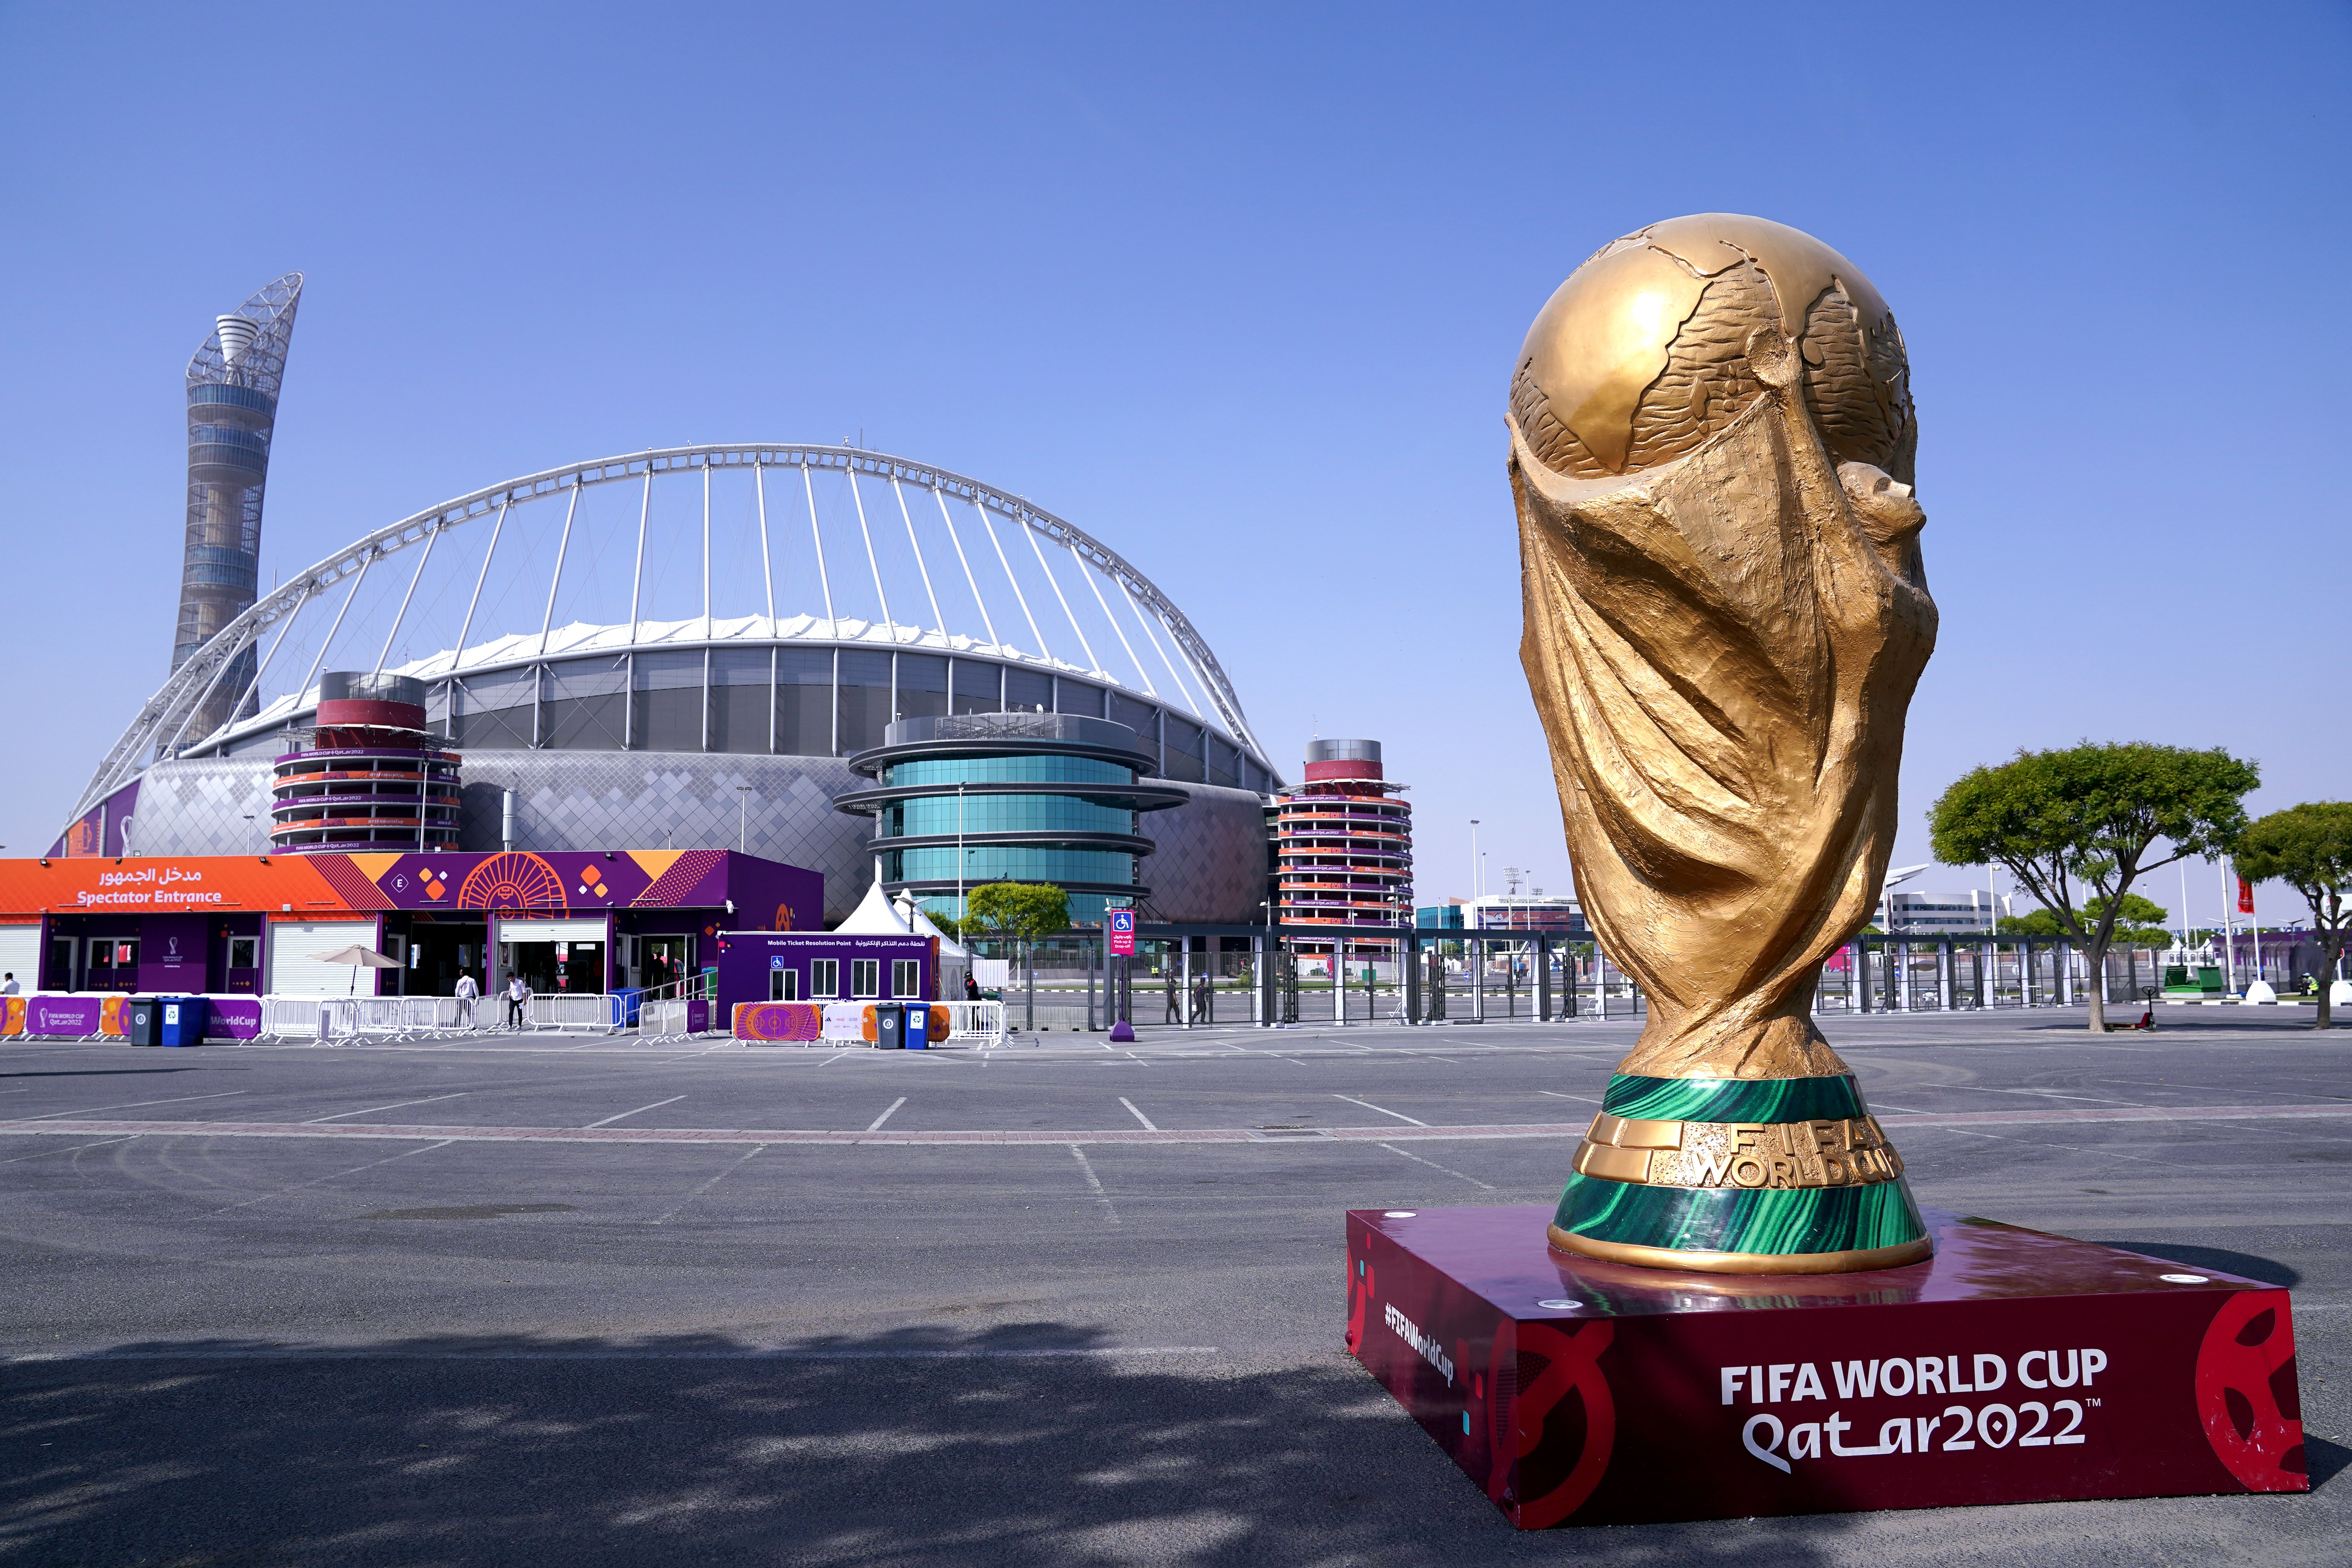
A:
[54,284,1281,929]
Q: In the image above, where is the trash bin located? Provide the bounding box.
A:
[875,1003,905,1049]
[125,996,162,1047]
[612,987,645,1028]
[158,995,208,1048]
[904,1002,928,1050]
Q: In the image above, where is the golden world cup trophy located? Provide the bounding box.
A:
[1511,214,1936,1274]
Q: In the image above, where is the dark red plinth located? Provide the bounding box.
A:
[1345,1205,2305,1528]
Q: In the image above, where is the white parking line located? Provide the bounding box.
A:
[208,1140,456,1215]
[1536,1090,1603,1104]
[1071,1146,1120,1224]
[1980,1088,2127,1103]
[584,1096,687,1129]
[1118,1097,1157,1131]
[5,1091,246,1123]
[649,1145,765,1225]
[0,1135,141,1165]
[1377,1142,1497,1191]
[866,1097,906,1132]
[301,1093,468,1125]
[1333,1094,1426,1126]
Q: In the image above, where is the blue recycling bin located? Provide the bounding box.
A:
[612,987,645,1027]
[905,1002,928,1050]
[158,995,208,1048]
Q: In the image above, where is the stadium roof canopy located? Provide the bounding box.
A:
[69,445,1275,834]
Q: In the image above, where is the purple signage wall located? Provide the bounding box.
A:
[714,930,932,1013]
[135,913,211,994]
[296,849,820,922]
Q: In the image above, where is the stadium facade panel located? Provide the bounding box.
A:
[121,747,1267,926]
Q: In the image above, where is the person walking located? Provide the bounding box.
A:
[962,971,981,1002]
[1164,966,1180,1024]
[454,969,480,1029]
[505,973,529,1029]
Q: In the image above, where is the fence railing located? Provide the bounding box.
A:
[940,1000,1007,1046]
[252,992,622,1040]
[1066,930,2197,1029]
[640,999,711,1038]
[726,1000,1009,1047]
[523,993,626,1033]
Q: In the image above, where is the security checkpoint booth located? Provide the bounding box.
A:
[715,875,1000,1046]
[0,849,820,1038]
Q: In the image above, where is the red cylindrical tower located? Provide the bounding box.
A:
[1275,739,1412,953]
[270,672,462,854]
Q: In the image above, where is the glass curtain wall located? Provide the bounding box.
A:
[407,648,1263,782]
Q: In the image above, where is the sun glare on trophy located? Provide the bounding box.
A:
[1509,213,1915,482]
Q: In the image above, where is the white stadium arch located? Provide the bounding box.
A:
[70,445,1281,924]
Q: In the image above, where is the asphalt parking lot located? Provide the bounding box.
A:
[3,1009,2347,1566]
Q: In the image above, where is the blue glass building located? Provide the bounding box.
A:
[834,713,1188,926]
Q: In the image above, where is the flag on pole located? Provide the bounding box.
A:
[2238,876,2255,915]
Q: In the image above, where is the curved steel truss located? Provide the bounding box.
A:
[70,444,1268,832]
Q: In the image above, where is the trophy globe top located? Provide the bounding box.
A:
[1510,212,1915,484]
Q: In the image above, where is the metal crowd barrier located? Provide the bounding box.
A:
[639,999,709,1038]
[254,993,599,1040]
[258,996,328,1041]
[940,1000,1007,1046]
[522,993,626,1033]
[724,999,1007,1047]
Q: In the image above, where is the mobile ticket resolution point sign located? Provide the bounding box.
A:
[1109,909,1136,957]
[1346,1205,2304,1528]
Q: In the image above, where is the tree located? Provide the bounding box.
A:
[923,909,980,944]
[2233,802,2352,1029]
[965,882,1071,963]
[1929,742,2258,1031]
[1998,894,2172,949]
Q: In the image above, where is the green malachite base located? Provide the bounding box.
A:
[1551,1073,1932,1274]
[1600,1072,1868,1123]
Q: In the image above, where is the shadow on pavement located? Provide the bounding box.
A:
[0,1326,1857,1568]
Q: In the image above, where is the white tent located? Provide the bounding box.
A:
[833,873,969,998]
[835,873,913,935]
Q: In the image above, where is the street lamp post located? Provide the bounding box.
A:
[2217,857,2239,995]
[1259,895,1278,1028]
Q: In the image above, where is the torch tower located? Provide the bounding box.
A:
[174,272,303,738]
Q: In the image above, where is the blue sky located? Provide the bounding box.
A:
[2,2,2345,931]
